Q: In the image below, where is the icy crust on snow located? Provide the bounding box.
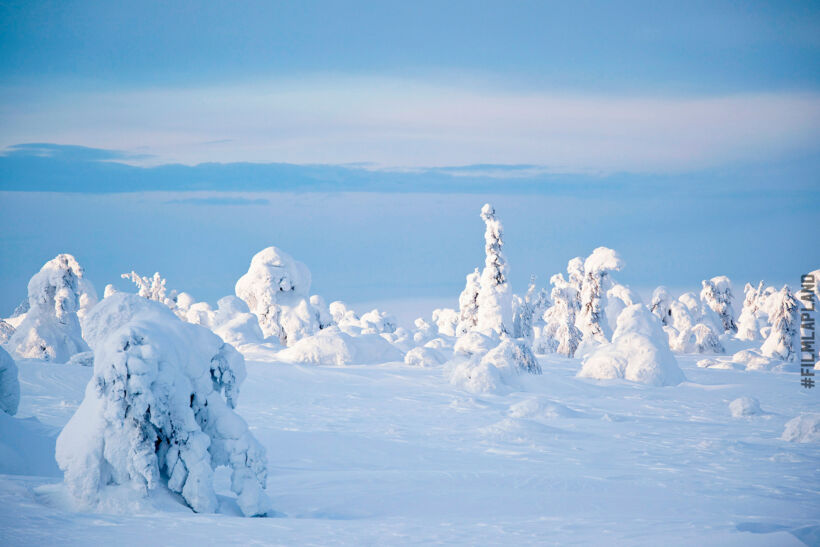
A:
[8,254,91,363]
[781,414,820,443]
[56,294,270,517]
[275,326,404,366]
[0,346,20,416]
[235,247,319,346]
[579,304,685,386]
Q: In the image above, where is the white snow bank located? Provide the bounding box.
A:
[730,349,782,371]
[579,304,685,386]
[275,326,404,366]
[57,293,270,517]
[448,336,540,394]
[729,397,762,417]
[8,254,91,363]
[781,414,820,443]
[0,346,20,415]
[235,247,320,346]
[0,411,61,476]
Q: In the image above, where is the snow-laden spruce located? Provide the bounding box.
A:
[8,254,91,362]
[0,346,20,416]
[578,304,685,386]
[576,247,623,345]
[736,281,766,341]
[512,276,549,343]
[56,293,270,517]
[700,276,737,334]
[664,292,725,354]
[534,273,582,357]
[448,335,540,393]
[650,286,673,326]
[456,268,481,336]
[235,247,320,346]
[475,204,512,336]
[761,285,800,362]
[122,271,178,310]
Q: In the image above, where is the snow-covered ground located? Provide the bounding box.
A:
[2,350,818,546]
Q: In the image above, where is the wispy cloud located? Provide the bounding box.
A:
[1,76,818,173]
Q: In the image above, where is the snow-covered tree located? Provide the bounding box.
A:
[412,318,436,345]
[235,247,320,346]
[761,285,799,362]
[736,281,765,341]
[456,268,481,336]
[576,247,623,344]
[650,286,673,326]
[8,254,91,362]
[121,271,178,309]
[512,276,549,342]
[0,320,14,344]
[360,309,397,334]
[700,276,737,333]
[0,346,20,416]
[57,294,270,517]
[309,295,334,329]
[103,284,118,299]
[538,273,583,357]
[475,204,512,336]
[432,308,459,337]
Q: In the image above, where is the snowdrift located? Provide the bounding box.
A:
[275,326,404,366]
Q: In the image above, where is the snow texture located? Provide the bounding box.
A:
[56,293,270,517]
[579,304,685,386]
[0,346,20,416]
[729,396,762,418]
[781,414,820,443]
[7,254,91,363]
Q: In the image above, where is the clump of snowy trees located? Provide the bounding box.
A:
[56,294,270,516]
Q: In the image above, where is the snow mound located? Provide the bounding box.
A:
[0,346,20,415]
[453,331,496,357]
[448,337,540,394]
[235,247,319,346]
[56,293,270,517]
[508,398,582,420]
[404,346,446,367]
[729,397,762,417]
[8,254,91,363]
[781,414,820,443]
[730,349,782,371]
[276,326,404,366]
[0,411,61,476]
[579,305,685,386]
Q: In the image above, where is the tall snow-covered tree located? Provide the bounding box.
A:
[736,281,765,341]
[650,286,673,326]
[540,273,583,357]
[512,276,548,342]
[576,247,623,344]
[456,268,481,336]
[700,276,737,333]
[761,285,800,362]
[57,294,270,517]
[476,204,512,336]
[8,254,91,362]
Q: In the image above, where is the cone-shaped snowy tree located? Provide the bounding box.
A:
[8,254,91,362]
[456,268,481,336]
[761,285,799,362]
[576,247,623,344]
[475,204,512,336]
[57,294,270,517]
[700,276,737,333]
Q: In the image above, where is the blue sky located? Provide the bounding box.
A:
[0,1,818,314]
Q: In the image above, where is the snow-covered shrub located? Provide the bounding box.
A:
[8,254,91,362]
[512,276,549,342]
[103,284,118,299]
[576,247,623,344]
[729,397,762,417]
[605,283,640,334]
[77,277,98,321]
[700,276,737,334]
[412,318,436,345]
[673,323,725,354]
[404,346,446,367]
[0,319,14,344]
[781,414,820,443]
[453,330,497,358]
[578,304,685,386]
[235,247,319,346]
[359,309,397,334]
[448,336,540,394]
[382,327,413,352]
[736,281,765,341]
[121,271,178,309]
[730,349,780,371]
[650,286,673,326]
[329,301,360,329]
[309,295,334,329]
[761,285,799,362]
[210,296,266,347]
[0,346,20,416]
[275,326,404,366]
[475,204,512,336]
[57,293,269,516]
[664,292,724,354]
[456,268,481,336]
[432,308,459,337]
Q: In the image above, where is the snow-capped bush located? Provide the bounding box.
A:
[781,414,820,443]
[210,296,266,347]
[0,346,20,416]
[475,204,512,336]
[8,254,91,363]
[512,276,549,342]
[456,268,481,336]
[103,284,118,299]
[360,309,397,334]
[664,292,724,354]
[404,346,446,367]
[736,281,765,341]
[448,336,540,394]
[0,319,14,344]
[576,247,623,344]
[650,286,673,326]
[309,294,334,329]
[329,301,360,328]
[275,326,404,366]
[605,283,640,334]
[730,349,780,371]
[761,285,799,362]
[121,271,178,309]
[700,276,737,334]
[412,318,436,345]
[453,330,497,358]
[432,308,459,337]
[235,247,319,346]
[729,397,762,417]
[673,323,725,354]
[57,293,269,517]
[578,304,685,386]
[534,273,581,357]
